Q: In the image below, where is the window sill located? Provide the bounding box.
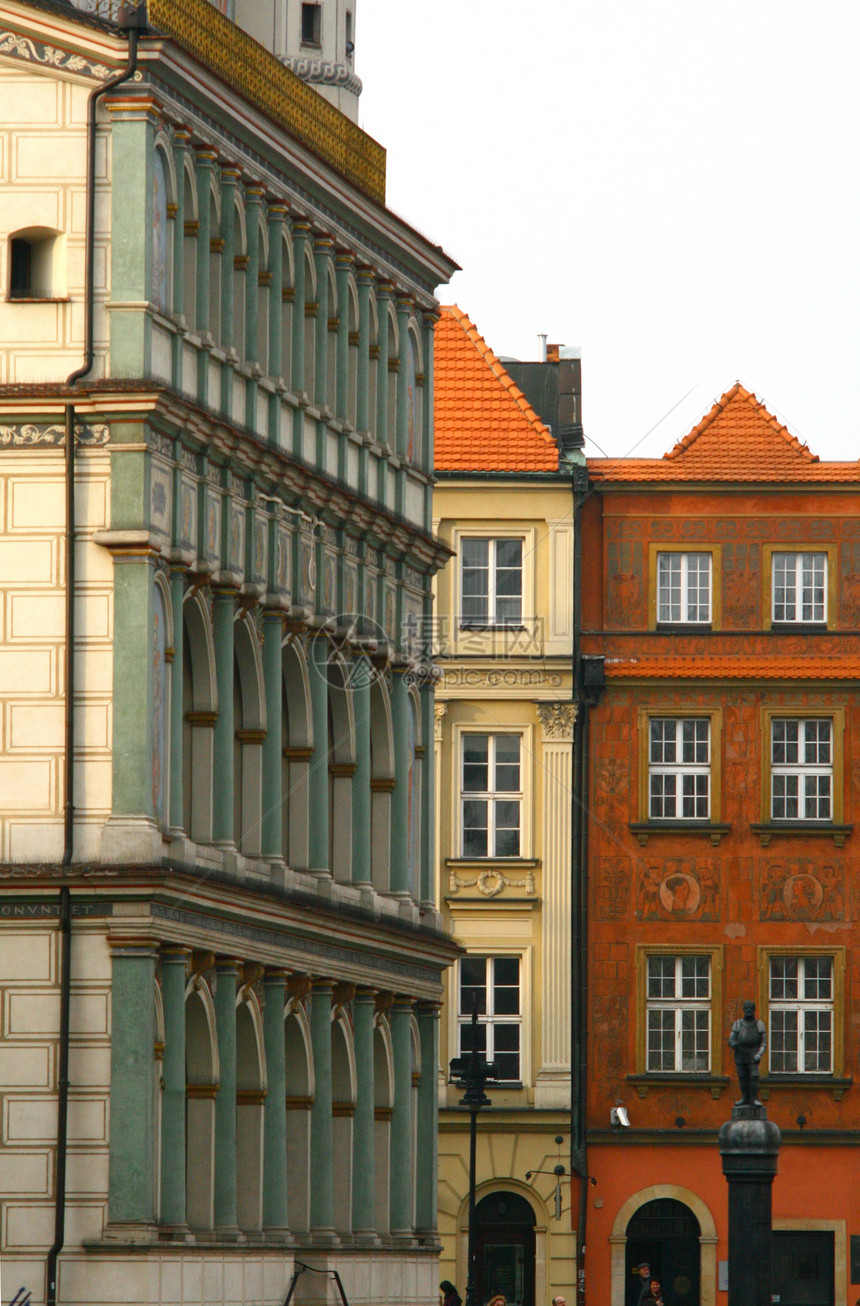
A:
[458,623,528,632]
[760,1074,852,1102]
[769,623,830,633]
[655,623,713,633]
[751,822,852,847]
[627,1073,730,1100]
[6,295,69,304]
[630,821,730,846]
[446,858,539,870]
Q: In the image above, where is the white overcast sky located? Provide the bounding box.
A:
[356,1,860,461]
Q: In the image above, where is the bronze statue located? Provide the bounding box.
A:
[728,1000,767,1106]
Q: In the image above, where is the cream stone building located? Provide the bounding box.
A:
[0,2,458,1304]
[432,308,585,1306]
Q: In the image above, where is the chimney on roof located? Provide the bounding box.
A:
[538,333,548,363]
[505,341,585,466]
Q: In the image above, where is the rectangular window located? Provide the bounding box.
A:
[459,956,521,1082]
[657,552,711,623]
[772,552,826,623]
[460,537,523,626]
[461,733,522,857]
[770,956,833,1073]
[646,955,710,1072]
[649,717,710,820]
[301,2,321,44]
[771,718,832,820]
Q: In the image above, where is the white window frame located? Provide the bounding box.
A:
[645,954,711,1073]
[460,732,523,858]
[772,551,827,624]
[459,535,524,627]
[457,954,523,1084]
[769,956,833,1074]
[657,551,712,624]
[771,718,832,821]
[648,717,710,821]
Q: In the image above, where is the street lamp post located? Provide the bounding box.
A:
[449,1005,499,1306]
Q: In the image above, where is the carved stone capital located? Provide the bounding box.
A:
[537,701,577,742]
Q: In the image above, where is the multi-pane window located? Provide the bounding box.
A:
[649,718,710,820]
[459,956,522,1082]
[462,734,521,857]
[657,553,711,624]
[770,957,833,1073]
[460,538,523,626]
[772,552,826,623]
[771,719,832,820]
[646,955,710,1072]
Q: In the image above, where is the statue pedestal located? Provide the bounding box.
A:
[718,1105,781,1306]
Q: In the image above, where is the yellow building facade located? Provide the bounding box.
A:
[432,308,583,1306]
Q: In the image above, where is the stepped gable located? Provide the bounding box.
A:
[434,305,559,473]
[589,382,860,481]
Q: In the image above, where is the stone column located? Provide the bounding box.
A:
[719,1105,781,1306]
[262,968,290,1239]
[159,945,190,1231]
[535,702,576,1109]
[219,167,239,351]
[389,669,411,897]
[335,252,352,423]
[356,267,373,496]
[244,185,264,428]
[309,980,337,1242]
[375,281,392,450]
[421,311,437,522]
[168,567,185,836]
[171,131,188,320]
[395,296,411,459]
[351,654,373,886]
[389,998,414,1240]
[419,682,435,907]
[414,1003,440,1239]
[211,587,235,848]
[266,204,286,390]
[107,938,158,1235]
[213,957,241,1239]
[351,988,377,1238]
[194,149,216,402]
[291,220,310,396]
[307,635,330,876]
[261,610,284,868]
[313,236,333,411]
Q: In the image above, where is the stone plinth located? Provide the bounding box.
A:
[718,1104,781,1306]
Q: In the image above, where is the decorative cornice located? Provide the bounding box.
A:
[146,0,385,204]
[537,701,577,742]
[0,28,114,81]
[281,55,362,97]
[0,422,110,448]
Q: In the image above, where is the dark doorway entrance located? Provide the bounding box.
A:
[772,1231,835,1306]
[625,1198,700,1306]
[474,1191,536,1306]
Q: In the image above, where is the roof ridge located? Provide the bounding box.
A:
[664,382,819,464]
[441,304,556,446]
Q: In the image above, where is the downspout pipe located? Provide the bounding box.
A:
[50,13,144,1305]
[569,463,588,1306]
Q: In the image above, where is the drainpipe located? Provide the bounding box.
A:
[49,11,145,1304]
[570,463,587,1306]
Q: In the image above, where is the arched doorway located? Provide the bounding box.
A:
[625,1199,700,1306]
[475,1191,536,1306]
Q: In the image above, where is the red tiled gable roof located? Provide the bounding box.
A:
[606,656,860,680]
[434,305,559,473]
[588,383,860,482]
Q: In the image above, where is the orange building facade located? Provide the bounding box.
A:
[579,386,860,1306]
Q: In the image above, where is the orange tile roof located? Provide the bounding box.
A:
[434,305,559,473]
[588,383,860,483]
[606,656,860,680]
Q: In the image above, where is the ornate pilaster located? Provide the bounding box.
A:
[261,611,284,868]
[375,280,393,449]
[262,968,291,1239]
[211,589,236,848]
[395,297,412,459]
[389,997,414,1240]
[351,654,373,886]
[335,251,353,425]
[307,636,330,875]
[535,701,577,1108]
[351,988,377,1238]
[414,1002,440,1241]
[106,937,159,1237]
[389,669,412,897]
[213,957,242,1239]
[309,980,338,1243]
[313,235,333,412]
[168,567,185,836]
[159,945,191,1232]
